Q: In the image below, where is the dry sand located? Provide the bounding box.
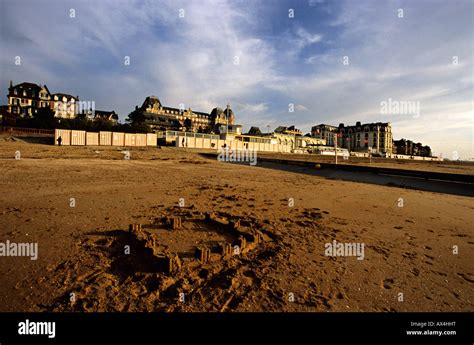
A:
[0,139,473,312]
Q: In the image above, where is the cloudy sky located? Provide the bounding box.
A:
[1,0,472,158]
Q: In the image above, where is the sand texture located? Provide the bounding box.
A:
[0,140,472,312]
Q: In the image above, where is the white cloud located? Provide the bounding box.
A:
[1,0,472,158]
[295,27,322,47]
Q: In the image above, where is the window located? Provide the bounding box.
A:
[23,90,26,97]
[14,89,18,95]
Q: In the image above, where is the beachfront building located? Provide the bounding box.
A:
[159,123,325,153]
[218,124,242,135]
[242,125,325,151]
[7,81,80,119]
[311,124,337,146]
[133,96,235,133]
[7,81,52,117]
[93,110,119,123]
[312,121,393,155]
[51,93,79,119]
[269,125,324,149]
[209,105,236,133]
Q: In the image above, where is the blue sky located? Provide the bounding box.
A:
[1,0,473,158]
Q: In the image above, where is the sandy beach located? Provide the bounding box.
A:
[0,139,473,312]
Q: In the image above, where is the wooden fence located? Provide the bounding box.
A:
[0,126,54,136]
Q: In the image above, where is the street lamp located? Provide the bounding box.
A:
[225,103,230,135]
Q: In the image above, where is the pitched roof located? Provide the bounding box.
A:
[42,85,51,95]
[8,82,42,98]
[11,82,41,90]
[52,93,78,100]
[94,110,118,120]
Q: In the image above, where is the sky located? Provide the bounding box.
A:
[0,0,473,159]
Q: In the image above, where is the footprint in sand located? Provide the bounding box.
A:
[457,273,474,283]
[382,278,395,289]
[402,252,417,260]
[431,270,447,277]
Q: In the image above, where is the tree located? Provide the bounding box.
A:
[32,107,56,128]
[422,145,432,157]
[130,122,151,133]
[126,106,146,124]
[183,118,192,131]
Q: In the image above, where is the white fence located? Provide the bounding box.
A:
[175,133,293,153]
[55,129,157,147]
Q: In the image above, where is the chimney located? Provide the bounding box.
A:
[9,80,13,88]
